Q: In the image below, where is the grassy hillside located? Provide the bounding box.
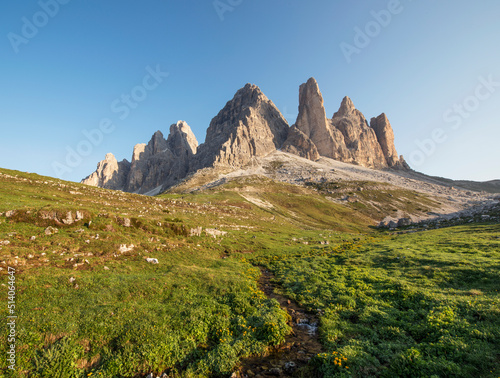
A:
[252,225,500,377]
[0,169,368,377]
[304,180,442,221]
[0,168,499,377]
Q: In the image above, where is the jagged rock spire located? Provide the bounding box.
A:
[193,83,289,169]
[82,77,408,194]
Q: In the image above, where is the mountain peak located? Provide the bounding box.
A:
[337,96,355,116]
[167,120,198,156]
[370,113,402,168]
[295,77,330,150]
[231,83,268,106]
[104,152,117,162]
[305,76,319,87]
[194,84,288,169]
[82,77,408,194]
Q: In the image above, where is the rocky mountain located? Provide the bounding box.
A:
[82,121,198,194]
[193,83,289,170]
[370,113,408,169]
[82,78,408,194]
[291,77,405,169]
[330,95,387,168]
[80,153,130,190]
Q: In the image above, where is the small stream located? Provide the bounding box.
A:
[236,267,324,377]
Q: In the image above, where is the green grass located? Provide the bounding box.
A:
[1,256,291,377]
[251,225,500,377]
[0,169,294,377]
[1,167,499,377]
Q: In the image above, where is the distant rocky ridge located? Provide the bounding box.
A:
[83,121,198,195]
[82,78,408,194]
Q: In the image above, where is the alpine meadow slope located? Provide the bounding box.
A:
[1,162,499,376]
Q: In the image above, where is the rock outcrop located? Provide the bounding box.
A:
[281,125,320,161]
[81,153,130,190]
[293,78,350,162]
[330,96,387,168]
[126,121,198,193]
[370,113,402,168]
[292,77,406,169]
[193,84,289,169]
[82,78,408,194]
[83,121,198,194]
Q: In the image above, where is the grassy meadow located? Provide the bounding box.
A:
[252,225,500,377]
[0,167,499,377]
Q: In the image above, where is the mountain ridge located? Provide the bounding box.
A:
[82,77,408,194]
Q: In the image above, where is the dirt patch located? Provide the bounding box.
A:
[236,267,324,377]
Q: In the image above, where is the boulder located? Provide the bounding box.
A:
[44,226,59,235]
[397,218,412,227]
[5,210,16,218]
[119,244,134,253]
[387,220,398,229]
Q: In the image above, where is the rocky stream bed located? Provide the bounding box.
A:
[235,268,324,377]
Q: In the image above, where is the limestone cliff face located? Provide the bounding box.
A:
[295,78,330,144]
[82,78,408,194]
[330,96,387,168]
[293,78,350,161]
[81,153,130,190]
[167,121,198,158]
[83,121,198,194]
[370,113,403,168]
[194,84,289,169]
[126,121,198,193]
[282,125,320,161]
[292,77,405,169]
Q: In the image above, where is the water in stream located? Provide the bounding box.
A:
[236,268,324,377]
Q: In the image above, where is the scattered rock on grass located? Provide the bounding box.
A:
[205,228,227,238]
[284,361,296,372]
[5,210,17,218]
[190,226,202,237]
[119,244,134,253]
[117,217,132,227]
[387,220,398,229]
[62,211,74,225]
[146,258,159,264]
[44,226,59,235]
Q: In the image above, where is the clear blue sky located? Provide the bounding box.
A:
[1,0,499,183]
